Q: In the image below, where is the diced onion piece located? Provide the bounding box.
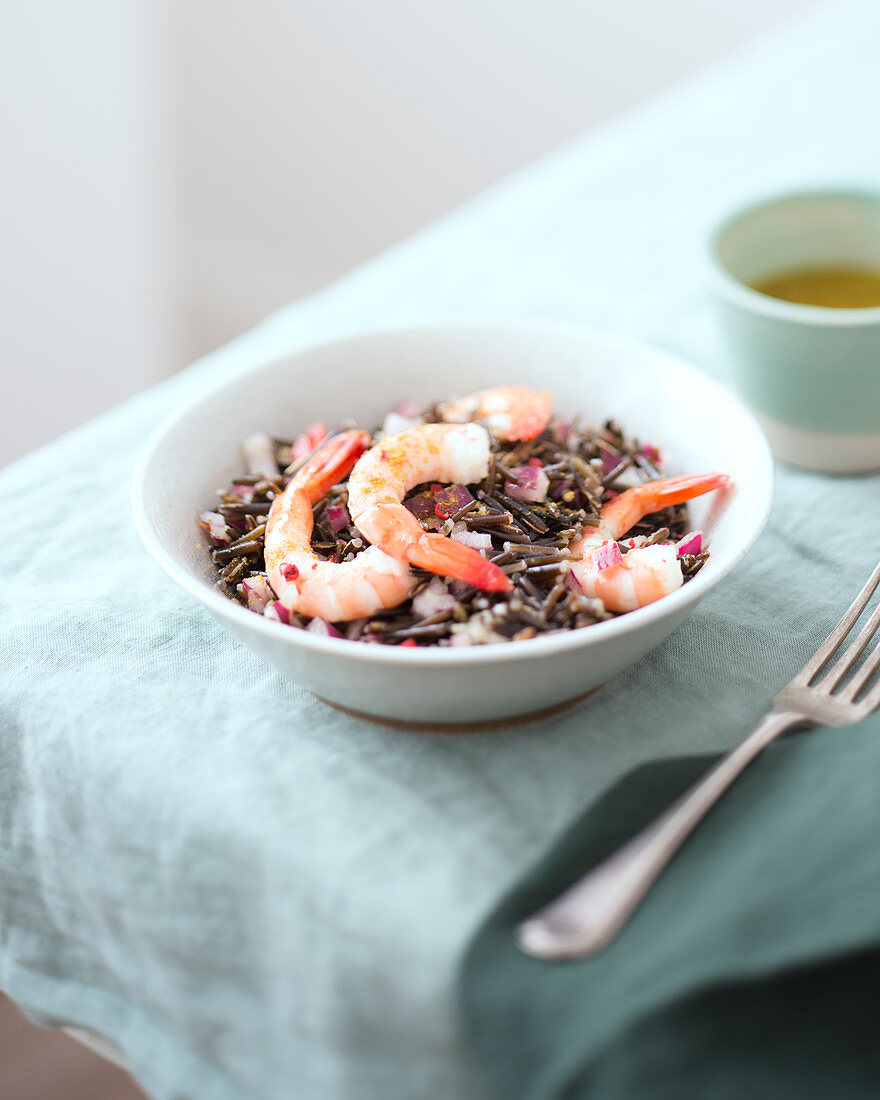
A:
[550,475,575,501]
[404,490,442,528]
[264,601,291,625]
[198,510,229,545]
[392,399,420,417]
[326,503,350,531]
[599,445,620,479]
[306,617,344,639]
[504,465,549,503]
[677,530,703,556]
[242,433,280,480]
[242,574,274,613]
[594,542,624,571]
[433,483,474,515]
[640,443,662,467]
[551,418,573,446]
[565,570,583,593]
[412,578,457,619]
[450,525,492,552]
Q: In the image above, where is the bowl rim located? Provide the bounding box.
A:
[132,319,775,667]
[705,185,880,327]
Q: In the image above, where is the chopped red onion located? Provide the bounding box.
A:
[504,465,549,503]
[565,570,583,593]
[412,578,457,619]
[450,525,492,552]
[306,617,345,639]
[392,399,420,417]
[326,503,350,531]
[264,601,291,625]
[433,483,474,516]
[640,443,662,467]
[594,542,624,570]
[677,530,703,556]
[242,433,280,480]
[242,575,274,613]
[199,511,229,545]
[549,475,575,500]
[404,490,442,528]
[599,445,620,479]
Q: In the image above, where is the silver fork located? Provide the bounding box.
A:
[517,560,880,962]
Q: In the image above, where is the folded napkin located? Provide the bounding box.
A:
[460,720,880,1098]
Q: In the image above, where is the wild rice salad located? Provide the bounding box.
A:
[199,391,717,647]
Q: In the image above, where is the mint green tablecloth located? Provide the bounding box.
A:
[3,3,880,1097]
[461,729,880,1099]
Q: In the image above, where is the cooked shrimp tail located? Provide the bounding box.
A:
[600,472,730,541]
[295,430,372,502]
[406,531,511,591]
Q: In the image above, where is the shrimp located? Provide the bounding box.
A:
[346,423,511,592]
[570,473,731,613]
[441,385,553,442]
[264,430,415,622]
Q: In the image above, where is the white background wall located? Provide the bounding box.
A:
[2,2,173,467]
[4,0,811,467]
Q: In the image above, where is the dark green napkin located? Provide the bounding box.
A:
[460,721,880,1099]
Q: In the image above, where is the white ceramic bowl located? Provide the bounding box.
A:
[133,323,773,727]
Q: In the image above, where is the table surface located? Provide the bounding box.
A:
[4,2,880,1098]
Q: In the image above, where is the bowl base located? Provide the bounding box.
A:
[752,408,880,473]
[314,685,605,733]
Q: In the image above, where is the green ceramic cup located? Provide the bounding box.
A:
[707,188,880,473]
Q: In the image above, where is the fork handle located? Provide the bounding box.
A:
[516,708,807,961]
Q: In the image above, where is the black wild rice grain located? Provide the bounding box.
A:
[212,540,263,563]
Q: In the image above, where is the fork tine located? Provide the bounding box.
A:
[820,600,880,693]
[855,672,880,713]
[792,560,880,686]
[837,633,880,701]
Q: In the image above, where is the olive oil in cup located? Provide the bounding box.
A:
[753,265,880,309]
[707,189,880,473]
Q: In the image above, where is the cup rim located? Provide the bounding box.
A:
[706,186,880,327]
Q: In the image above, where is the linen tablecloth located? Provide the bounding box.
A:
[3,2,880,1097]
